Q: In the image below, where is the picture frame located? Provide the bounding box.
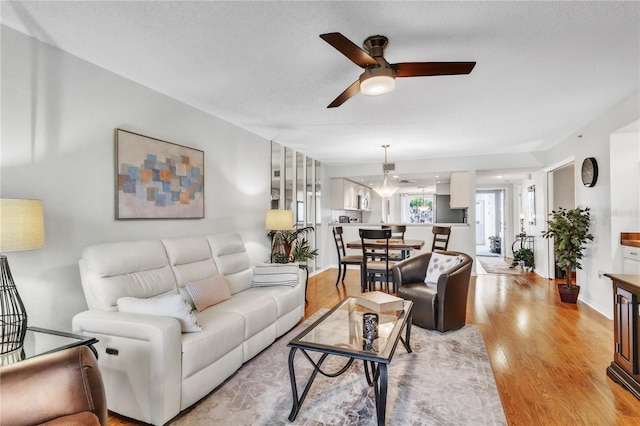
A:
[115,129,204,219]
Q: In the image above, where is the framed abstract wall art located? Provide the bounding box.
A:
[115,129,204,219]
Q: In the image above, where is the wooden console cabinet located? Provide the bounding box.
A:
[605,273,640,399]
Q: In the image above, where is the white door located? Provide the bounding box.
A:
[476,200,485,245]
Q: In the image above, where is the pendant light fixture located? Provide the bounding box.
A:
[373,145,399,198]
[418,188,429,211]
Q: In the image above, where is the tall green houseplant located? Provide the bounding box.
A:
[541,206,593,289]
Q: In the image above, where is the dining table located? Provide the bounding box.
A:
[346,239,425,252]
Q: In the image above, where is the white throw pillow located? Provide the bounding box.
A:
[117,293,202,333]
[252,263,299,287]
[185,276,232,312]
[424,253,463,285]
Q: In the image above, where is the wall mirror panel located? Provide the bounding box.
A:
[270,141,322,271]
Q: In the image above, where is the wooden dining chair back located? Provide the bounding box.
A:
[332,226,363,286]
[382,225,408,260]
[359,228,396,293]
[431,226,452,251]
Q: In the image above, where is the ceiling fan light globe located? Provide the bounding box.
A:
[360,75,395,96]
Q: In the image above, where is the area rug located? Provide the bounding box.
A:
[478,256,521,275]
[169,310,506,425]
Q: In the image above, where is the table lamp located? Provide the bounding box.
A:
[0,199,44,355]
[265,209,293,262]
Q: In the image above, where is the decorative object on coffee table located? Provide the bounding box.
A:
[355,291,404,313]
[542,206,593,303]
[0,199,44,355]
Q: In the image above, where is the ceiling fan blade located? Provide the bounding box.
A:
[320,33,378,68]
[393,62,476,77]
[327,80,360,108]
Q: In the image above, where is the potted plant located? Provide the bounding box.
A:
[511,247,534,271]
[541,206,594,303]
[268,226,319,264]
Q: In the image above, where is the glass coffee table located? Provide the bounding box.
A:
[287,296,413,426]
[0,327,98,366]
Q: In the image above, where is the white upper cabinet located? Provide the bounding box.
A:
[331,178,370,211]
[450,172,470,208]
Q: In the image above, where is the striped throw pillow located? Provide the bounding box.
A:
[185,276,232,312]
[252,263,299,287]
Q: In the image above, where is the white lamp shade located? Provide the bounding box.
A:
[360,75,395,96]
[0,199,45,252]
[265,209,293,231]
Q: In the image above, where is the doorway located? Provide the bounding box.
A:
[547,162,575,279]
[475,190,505,257]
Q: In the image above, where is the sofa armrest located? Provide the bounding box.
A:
[0,345,107,426]
[72,310,183,425]
[393,252,432,286]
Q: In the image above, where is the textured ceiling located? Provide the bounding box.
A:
[2,1,639,170]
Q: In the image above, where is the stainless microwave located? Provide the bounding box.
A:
[358,195,368,210]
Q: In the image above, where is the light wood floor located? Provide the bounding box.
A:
[109,265,640,425]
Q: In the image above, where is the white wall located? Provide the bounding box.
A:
[1,26,272,331]
[544,93,640,318]
[610,120,640,272]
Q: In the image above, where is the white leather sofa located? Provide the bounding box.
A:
[72,233,306,425]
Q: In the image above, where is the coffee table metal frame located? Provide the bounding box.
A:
[287,296,413,425]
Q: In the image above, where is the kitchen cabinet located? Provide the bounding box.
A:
[450,172,469,208]
[605,274,640,400]
[623,246,640,275]
[331,178,369,211]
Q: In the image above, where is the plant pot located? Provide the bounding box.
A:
[557,284,580,304]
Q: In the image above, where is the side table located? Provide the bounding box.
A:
[0,326,98,366]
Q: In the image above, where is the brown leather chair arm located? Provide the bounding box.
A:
[0,345,107,426]
[436,254,473,332]
[393,252,433,286]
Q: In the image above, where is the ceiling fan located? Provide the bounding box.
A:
[320,32,476,108]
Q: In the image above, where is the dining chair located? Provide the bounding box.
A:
[382,225,408,260]
[359,228,396,293]
[332,226,363,286]
[431,226,452,251]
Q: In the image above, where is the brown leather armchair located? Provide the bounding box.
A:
[0,345,107,426]
[393,251,473,332]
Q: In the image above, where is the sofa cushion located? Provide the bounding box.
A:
[207,233,253,294]
[251,263,299,287]
[185,276,232,312]
[245,284,302,318]
[424,253,463,284]
[208,292,278,340]
[80,240,177,311]
[182,309,245,379]
[117,293,202,333]
[162,236,219,285]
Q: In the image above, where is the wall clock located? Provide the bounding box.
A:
[581,157,598,187]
